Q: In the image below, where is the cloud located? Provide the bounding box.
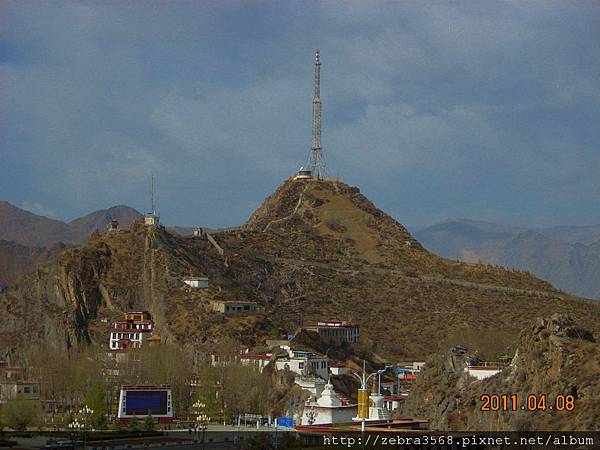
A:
[1,1,600,228]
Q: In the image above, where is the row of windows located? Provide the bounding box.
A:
[111,332,142,340]
[297,360,327,369]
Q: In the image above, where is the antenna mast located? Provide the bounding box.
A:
[150,174,156,215]
[307,49,326,178]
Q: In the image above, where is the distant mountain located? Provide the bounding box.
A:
[0,202,142,288]
[0,202,142,247]
[0,201,71,247]
[415,219,600,299]
[68,205,143,242]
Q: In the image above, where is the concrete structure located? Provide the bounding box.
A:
[304,320,359,346]
[210,300,258,315]
[294,167,313,180]
[275,347,329,379]
[109,311,154,350]
[295,376,327,399]
[329,363,346,376]
[240,354,271,373]
[465,365,503,380]
[380,381,398,395]
[0,381,39,403]
[383,395,404,412]
[0,365,38,404]
[107,219,119,232]
[182,276,209,288]
[266,339,290,350]
[301,380,357,426]
[144,214,159,226]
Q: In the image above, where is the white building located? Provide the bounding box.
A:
[465,365,502,380]
[275,347,329,379]
[383,395,404,412]
[144,213,159,226]
[304,320,359,345]
[182,277,209,288]
[329,363,346,376]
[301,381,357,426]
[240,354,271,373]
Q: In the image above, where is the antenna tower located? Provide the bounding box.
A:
[150,174,156,215]
[307,49,326,178]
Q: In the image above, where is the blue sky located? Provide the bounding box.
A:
[1,1,600,228]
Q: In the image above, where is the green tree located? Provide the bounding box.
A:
[2,397,40,431]
[144,413,155,431]
[85,383,108,429]
[194,366,221,419]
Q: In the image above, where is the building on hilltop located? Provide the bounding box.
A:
[107,219,119,232]
[109,311,155,350]
[303,320,359,346]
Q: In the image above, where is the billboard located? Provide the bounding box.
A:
[117,386,173,419]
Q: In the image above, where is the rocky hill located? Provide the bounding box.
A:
[415,219,600,299]
[401,314,600,431]
[1,178,600,363]
[0,203,142,289]
[0,240,66,287]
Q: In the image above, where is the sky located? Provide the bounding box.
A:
[1,1,600,229]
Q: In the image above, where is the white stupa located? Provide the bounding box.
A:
[301,379,357,426]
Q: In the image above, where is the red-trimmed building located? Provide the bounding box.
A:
[109,311,155,350]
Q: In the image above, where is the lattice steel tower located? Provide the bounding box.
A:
[307,49,326,178]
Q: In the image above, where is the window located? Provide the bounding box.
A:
[299,362,304,369]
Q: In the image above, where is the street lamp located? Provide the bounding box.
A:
[77,405,94,450]
[192,400,208,450]
[350,360,379,433]
[67,418,83,448]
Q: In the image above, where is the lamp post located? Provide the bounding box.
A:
[67,418,83,449]
[78,405,94,450]
[192,400,208,450]
[350,360,379,433]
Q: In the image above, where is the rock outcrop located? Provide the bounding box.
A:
[402,314,600,431]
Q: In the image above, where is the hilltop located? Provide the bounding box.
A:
[1,178,600,362]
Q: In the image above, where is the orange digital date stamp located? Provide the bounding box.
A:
[480,394,575,412]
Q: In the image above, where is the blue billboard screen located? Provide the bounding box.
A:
[125,390,168,416]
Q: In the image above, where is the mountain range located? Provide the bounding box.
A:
[1,178,599,363]
[415,219,600,299]
[0,202,141,287]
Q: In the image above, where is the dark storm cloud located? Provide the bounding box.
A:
[1,1,599,228]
